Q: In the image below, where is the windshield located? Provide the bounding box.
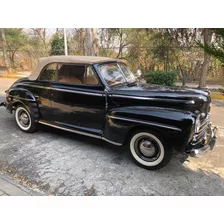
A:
[99,63,136,86]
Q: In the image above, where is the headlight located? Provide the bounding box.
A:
[195,115,201,133]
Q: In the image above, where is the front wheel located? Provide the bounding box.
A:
[14,106,37,133]
[129,131,172,170]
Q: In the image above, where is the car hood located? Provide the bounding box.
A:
[110,85,211,113]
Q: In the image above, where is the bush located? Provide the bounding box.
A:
[145,70,178,86]
[220,88,224,96]
[50,33,64,55]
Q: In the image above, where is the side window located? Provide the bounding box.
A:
[39,63,57,81]
[84,66,99,85]
[57,64,85,85]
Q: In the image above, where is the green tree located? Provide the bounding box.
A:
[0,28,26,69]
[50,32,64,55]
[198,28,224,64]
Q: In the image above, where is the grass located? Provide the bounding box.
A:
[0,72,19,79]
[0,72,26,79]
[210,92,224,100]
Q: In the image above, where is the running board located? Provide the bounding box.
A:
[38,120,122,146]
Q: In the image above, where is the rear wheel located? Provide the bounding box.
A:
[129,131,172,170]
[14,106,37,133]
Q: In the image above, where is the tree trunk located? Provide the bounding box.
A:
[194,60,201,80]
[91,28,99,56]
[198,29,213,88]
[182,70,186,87]
[85,28,94,56]
[85,28,99,56]
[9,49,17,69]
[0,28,10,70]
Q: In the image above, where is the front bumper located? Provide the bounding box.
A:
[187,125,218,157]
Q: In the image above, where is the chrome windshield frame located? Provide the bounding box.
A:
[97,62,135,87]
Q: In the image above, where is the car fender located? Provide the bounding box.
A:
[7,87,40,122]
[104,106,196,151]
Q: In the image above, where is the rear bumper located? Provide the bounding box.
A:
[187,126,218,157]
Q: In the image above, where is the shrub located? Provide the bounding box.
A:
[145,70,178,86]
[210,92,224,100]
[50,33,64,55]
[220,88,224,96]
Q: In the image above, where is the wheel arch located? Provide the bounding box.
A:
[12,100,27,111]
[11,100,40,122]
[123,124,167,145]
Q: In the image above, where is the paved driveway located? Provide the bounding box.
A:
[0,94,224,195]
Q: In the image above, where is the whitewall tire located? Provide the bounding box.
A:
[129,131,172,170]
[14,106,36,133]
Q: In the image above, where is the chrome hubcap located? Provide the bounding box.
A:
[139,139,156,157]
[19,111,29,127]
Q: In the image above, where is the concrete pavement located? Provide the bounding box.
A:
[0,78,224,195]
[0,172,41,196]
[0,100,224,195]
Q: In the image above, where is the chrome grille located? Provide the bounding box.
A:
[192,115,210,144]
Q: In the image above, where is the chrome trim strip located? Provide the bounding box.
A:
[18,83,51,90]
[102,137,122,146]
[39,121,101,139]
[112,94,195,105]
[19,83,104,96]
[38,121,122,146]
[108,115,182,132]
[51,87,104,96]
[9,95,35,102]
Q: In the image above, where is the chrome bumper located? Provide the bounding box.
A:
[189,126,218,157]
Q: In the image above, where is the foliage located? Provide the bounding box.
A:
[197,29,224,64]
[145,70,178,86]
[220,88,224,96]
[50,32,64,55]
[0,28,224,84]
[25,28,49,57]
[0,28,26,69]
[210,91,224,99]
[68,28,85,55]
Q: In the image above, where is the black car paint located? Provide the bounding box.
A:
[3,62,211,153]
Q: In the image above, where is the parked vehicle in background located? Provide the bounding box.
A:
[0,56,218,170]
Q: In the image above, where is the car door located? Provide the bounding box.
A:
[51,63,106,136]
[26,63,56,122]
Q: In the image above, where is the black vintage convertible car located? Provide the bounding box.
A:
[0,56,218,170]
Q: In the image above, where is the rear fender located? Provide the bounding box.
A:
[8,87,36,101]
[7,87,40,122]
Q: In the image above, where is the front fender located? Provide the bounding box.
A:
[104,106,196,151]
